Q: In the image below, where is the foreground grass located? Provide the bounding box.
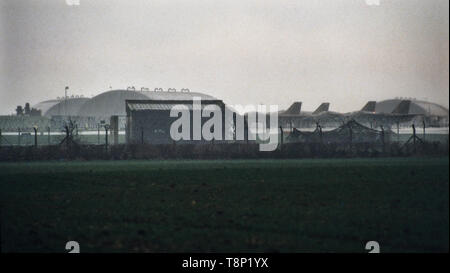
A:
[1,157,448,253]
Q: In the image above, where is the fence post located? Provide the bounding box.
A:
[380,125,385,153]
[65,125,70,148]
[0,128,2,147]
[33,127,38,148]
[422,120,426,141]
[105,126,109,150]
[316,122,323,144]
[110,116,119,145]
[233,114,236,141]
[244,116,249,144]
[349,124,353,148]
[279,126,283,148]
[319,125,323,145]
[48,127,51,145]
[18,128,21,146]
[412,124,416,151]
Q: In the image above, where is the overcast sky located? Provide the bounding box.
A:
[0,0,448,114]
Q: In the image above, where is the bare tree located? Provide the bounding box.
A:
[59,118,79,147]
[24,103,31,115]
[15,105,24,116]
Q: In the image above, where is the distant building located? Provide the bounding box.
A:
[30,89,218,131]
[125,99,227,144]
[33,98,90,117]
[376,99,449,127]
[77,89,216,119]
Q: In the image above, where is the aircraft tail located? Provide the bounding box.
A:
[361,101,376,112]
[312,103,330,115]
[392,100,411,114]
[283,102,302,115]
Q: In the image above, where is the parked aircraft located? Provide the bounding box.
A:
[280,100,420,129]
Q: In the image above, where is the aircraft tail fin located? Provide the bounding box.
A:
[361,101,376,112]
[392,100,411,114]
[312,103,330,115]
[283,102,302,115]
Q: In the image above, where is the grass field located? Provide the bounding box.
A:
[1,157,448,253]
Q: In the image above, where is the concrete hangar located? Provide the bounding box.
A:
[33,89,217,119]
[30,88,235,144]
[29,89,219,131]
[125,99,228,144]
[20,89,449,145]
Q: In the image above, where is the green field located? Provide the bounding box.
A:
[1,157,448,253]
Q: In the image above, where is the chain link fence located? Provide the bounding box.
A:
[0,130,127,146]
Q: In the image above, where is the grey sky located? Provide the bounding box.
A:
[0,0,448,115]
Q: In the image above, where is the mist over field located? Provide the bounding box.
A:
[1,0,448,114]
